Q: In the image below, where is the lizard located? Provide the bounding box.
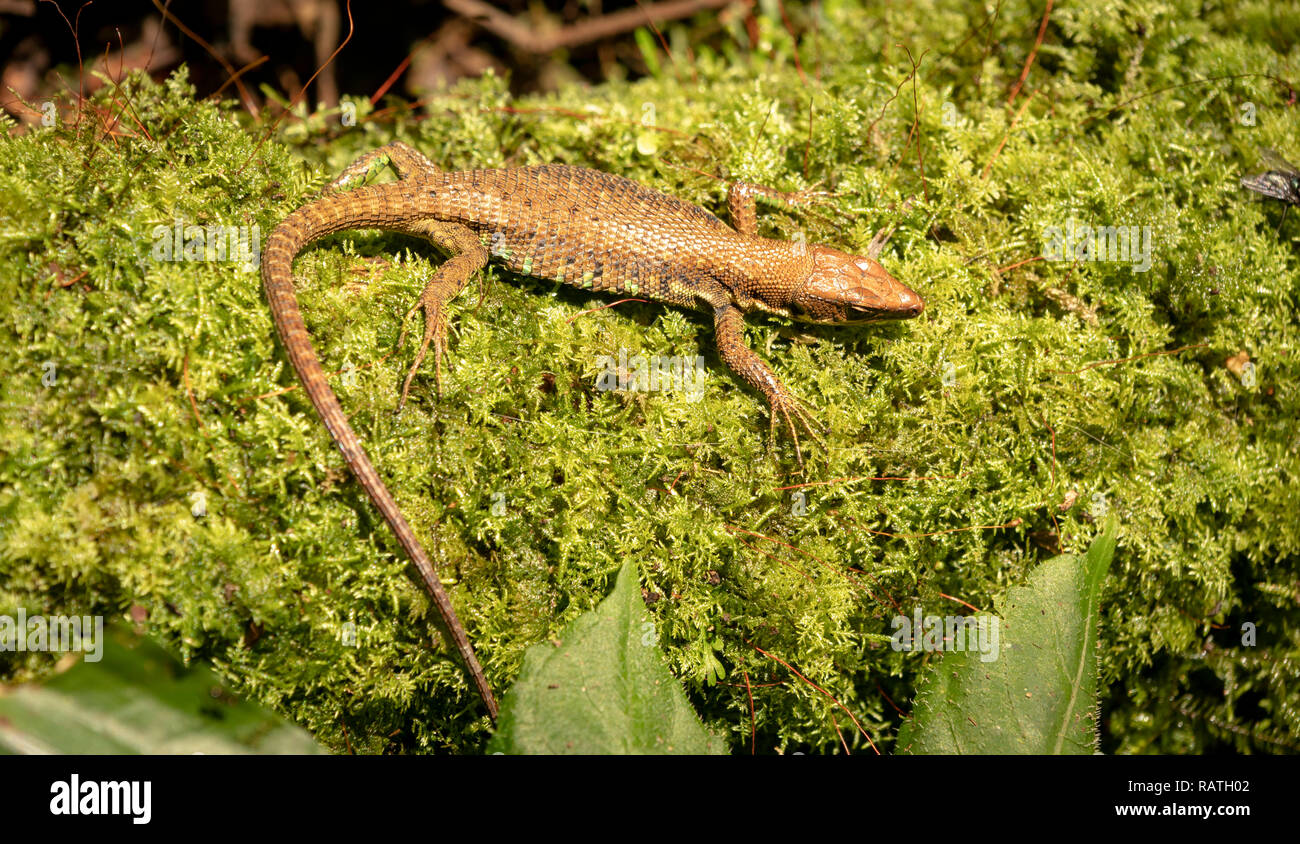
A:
[260,141,925,722]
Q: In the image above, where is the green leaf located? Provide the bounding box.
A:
[897,515,1117,754]
[0,624,324,754]
[488,559,725,754]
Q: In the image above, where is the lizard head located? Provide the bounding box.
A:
[789,245,924,324]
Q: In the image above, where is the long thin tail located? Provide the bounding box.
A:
[261,191,498,720]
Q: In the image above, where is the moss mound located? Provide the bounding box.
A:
[2,1,1297,752]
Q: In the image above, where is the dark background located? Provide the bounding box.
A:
[1,0,762,120]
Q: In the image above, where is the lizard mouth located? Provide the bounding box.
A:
[847,283,925,321]
[793,281,925,324]
[844,305,901,323]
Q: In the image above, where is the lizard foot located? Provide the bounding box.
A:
[766,387,828,470]
[785,182,835,207]
[395,292,450,412]
[779,183,839,231]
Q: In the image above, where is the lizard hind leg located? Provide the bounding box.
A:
[392,220,489,411]
[313,142,477,409]
[726,180,834,237]
[324,140,444,195]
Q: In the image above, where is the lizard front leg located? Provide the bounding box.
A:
[707,298,826,467]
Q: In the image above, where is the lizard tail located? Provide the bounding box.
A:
[261,194,499,722]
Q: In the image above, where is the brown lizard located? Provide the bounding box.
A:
[260,141,924,721]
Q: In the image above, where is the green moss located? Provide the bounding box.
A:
[2,0,1298,753]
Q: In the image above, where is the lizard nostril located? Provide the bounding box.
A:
[894,285,924,317]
